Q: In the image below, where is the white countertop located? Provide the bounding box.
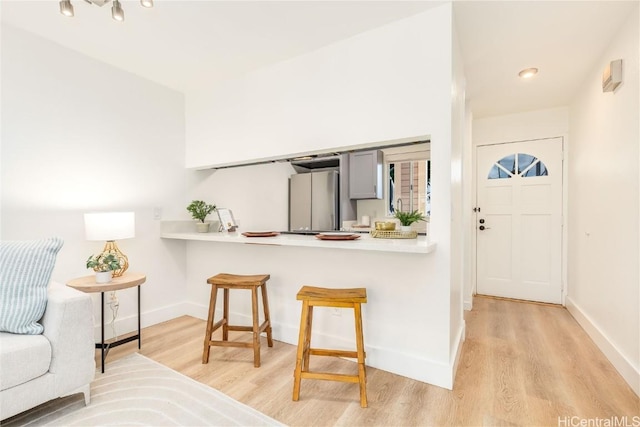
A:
[160,226,435,254]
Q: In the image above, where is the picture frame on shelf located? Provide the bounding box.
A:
[217,208,238,232]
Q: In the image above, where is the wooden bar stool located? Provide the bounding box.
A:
[202,273,273,368]
[292,286,368,408]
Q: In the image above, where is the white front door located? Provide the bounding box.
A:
[476,138,563,304]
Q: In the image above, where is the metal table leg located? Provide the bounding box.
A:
[138,285,141,349]
[100,291,105,373]
[94,286,142,373]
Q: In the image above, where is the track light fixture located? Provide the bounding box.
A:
[59,0,74,17]
[111,0,124,21]
[59,0,153,22]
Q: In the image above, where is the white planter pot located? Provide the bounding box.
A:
[95,271,113,284]
[196,222,210,233]
[400,225,412,232]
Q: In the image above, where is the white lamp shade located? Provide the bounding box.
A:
[84,212,135,241]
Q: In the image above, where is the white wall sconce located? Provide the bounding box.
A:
[602,59,623,92]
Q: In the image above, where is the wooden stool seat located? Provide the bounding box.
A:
[292,285,368,408]
[202,273,273,368]
[296,286,367,304]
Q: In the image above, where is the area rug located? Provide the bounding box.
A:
[4,353,283,426]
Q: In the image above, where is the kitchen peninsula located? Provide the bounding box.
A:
[160,221,436,254]
[161,221,461,390]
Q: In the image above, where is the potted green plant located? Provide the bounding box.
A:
[394,209,426,232]
[187,200,217,233]
[86,253,121,284]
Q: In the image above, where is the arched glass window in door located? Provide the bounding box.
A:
[488,153,548,179]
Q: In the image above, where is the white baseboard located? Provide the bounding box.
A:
[185,301,209,321]
[464,298,473,311]
[93,301,189,341]
[450,320,466,386]
[565,297,639,396]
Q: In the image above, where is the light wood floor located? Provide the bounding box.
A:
[101,296,638,426]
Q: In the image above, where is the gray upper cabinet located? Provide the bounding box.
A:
[349,150,383,199]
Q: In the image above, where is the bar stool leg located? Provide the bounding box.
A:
[354,302,367,408]
[292,300,310,401]
[251,286,261,367]
[202,284,218,364]
[222,288,229,341]
[302,305,314,372]
[260,283,274,347]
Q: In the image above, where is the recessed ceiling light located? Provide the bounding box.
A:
[519,68,539,79]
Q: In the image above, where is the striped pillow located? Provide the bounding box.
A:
[0,237,64,334]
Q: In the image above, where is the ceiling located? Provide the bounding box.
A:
[1,0,638,119]
[453,1,638,118]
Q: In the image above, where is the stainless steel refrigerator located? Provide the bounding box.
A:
[289,170,339,231]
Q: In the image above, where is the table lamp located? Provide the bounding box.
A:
[84,212,135,277]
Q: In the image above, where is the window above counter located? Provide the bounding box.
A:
[388,159,431,217]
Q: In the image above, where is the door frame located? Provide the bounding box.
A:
[471,137,568,306]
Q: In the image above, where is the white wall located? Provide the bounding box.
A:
[462,101,473,311]
[183,3,464,387]
[185,7,453,169]
[1,25,190,339]
[567,8,639,395]
[473,107,570,147]
[449,19,466,376]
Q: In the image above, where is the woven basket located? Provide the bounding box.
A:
[370,230,418,239]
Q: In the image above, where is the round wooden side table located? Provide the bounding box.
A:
[67,273,146,373]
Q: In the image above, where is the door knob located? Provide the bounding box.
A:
[479,225,492,231]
